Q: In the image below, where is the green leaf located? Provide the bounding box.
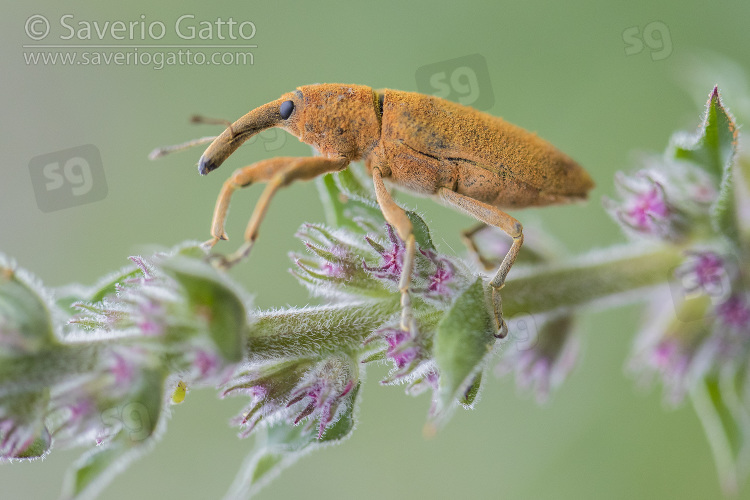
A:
[249,451,284,485]
[177,244,209,259]
[712,160,740,246]
[87,268,141,304]
[334,168,377,204]
[317,174,349,228]
[61,368,167,500]
[671,87,739,245]
[316,169,387,233]
[62,440,128,500]
[225,383,360,499]
[433,278,495,419]
[0,267,57,354]
[690,369,750,496]
[160,255,247,363]
[672,86,737,178]
[13,427,51,460]
[0,390,51,459]
[225,428,304,500]
[459,372,482,408]
[320,382,359,442]
[406,211,435,251]
[316,173,380,231]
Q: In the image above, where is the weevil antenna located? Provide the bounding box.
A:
[148,114,237,160]
[148,135,217,160]
[190,115,236,140]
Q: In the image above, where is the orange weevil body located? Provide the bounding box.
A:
[193,83,594,336]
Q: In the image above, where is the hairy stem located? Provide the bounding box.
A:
[0,243,682,391]
[248,243,683,357]
[0,345,101,397]
[502,243,683,316]
[247,300,400,361]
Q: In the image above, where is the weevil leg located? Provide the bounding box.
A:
[372,167,417,334]
[460,222,497,271]
[438,188,524,338]
[207,156,349,269]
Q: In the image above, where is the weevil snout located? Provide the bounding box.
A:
[198,84,382,175]
[198,98,291,175]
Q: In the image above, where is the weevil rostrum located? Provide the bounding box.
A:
[158,83,594,337]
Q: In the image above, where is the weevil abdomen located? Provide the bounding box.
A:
[372,90,594,208]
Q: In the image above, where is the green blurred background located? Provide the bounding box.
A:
[2,1,749,498]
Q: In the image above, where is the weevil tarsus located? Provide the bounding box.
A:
[205,155,349,269]
[153,83,594,335]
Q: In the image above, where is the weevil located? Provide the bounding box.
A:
[156,83,594,337]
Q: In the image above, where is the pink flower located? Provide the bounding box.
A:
[227,355,358,440]
[365,327,426,383]
[605,170,688,241]
[625,184,669,230]
[421,249,456,298]
[717,295,750,330]
[287,378,354,439]
[363,224,404,281]
[193,349,220,378]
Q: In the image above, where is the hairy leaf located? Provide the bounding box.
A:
[434,278,495,418]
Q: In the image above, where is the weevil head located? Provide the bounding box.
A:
[198,83,381,175]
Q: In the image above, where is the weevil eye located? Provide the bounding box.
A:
[279,100,295,120]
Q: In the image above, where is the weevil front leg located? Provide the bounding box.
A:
[206,156,349,268]
[372,167,417,333]
[438,188,524,338]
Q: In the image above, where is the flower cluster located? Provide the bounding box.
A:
[611,88,749,404]
[284,172,501,423]
[69,252,241,386]
[604,161,716,242]
[224,353,359,439]
[291,218,471,308]
[291,210,478,389]
[0,245,248,471]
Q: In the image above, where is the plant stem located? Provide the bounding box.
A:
[247,243,684,357]
[502,242,683,316]
[247,300,400,361]
[0,244,684,390]
[0,345,100,397]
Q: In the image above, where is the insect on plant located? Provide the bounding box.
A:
[151,83,595,337]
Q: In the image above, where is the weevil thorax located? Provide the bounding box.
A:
[282,84,381,160]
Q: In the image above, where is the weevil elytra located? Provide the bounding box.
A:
[157,83,594,337]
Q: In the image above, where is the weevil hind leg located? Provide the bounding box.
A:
[438,188,523,338]
[372,167,417,334]
[207,156,349,269]
[461,222,498,271]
